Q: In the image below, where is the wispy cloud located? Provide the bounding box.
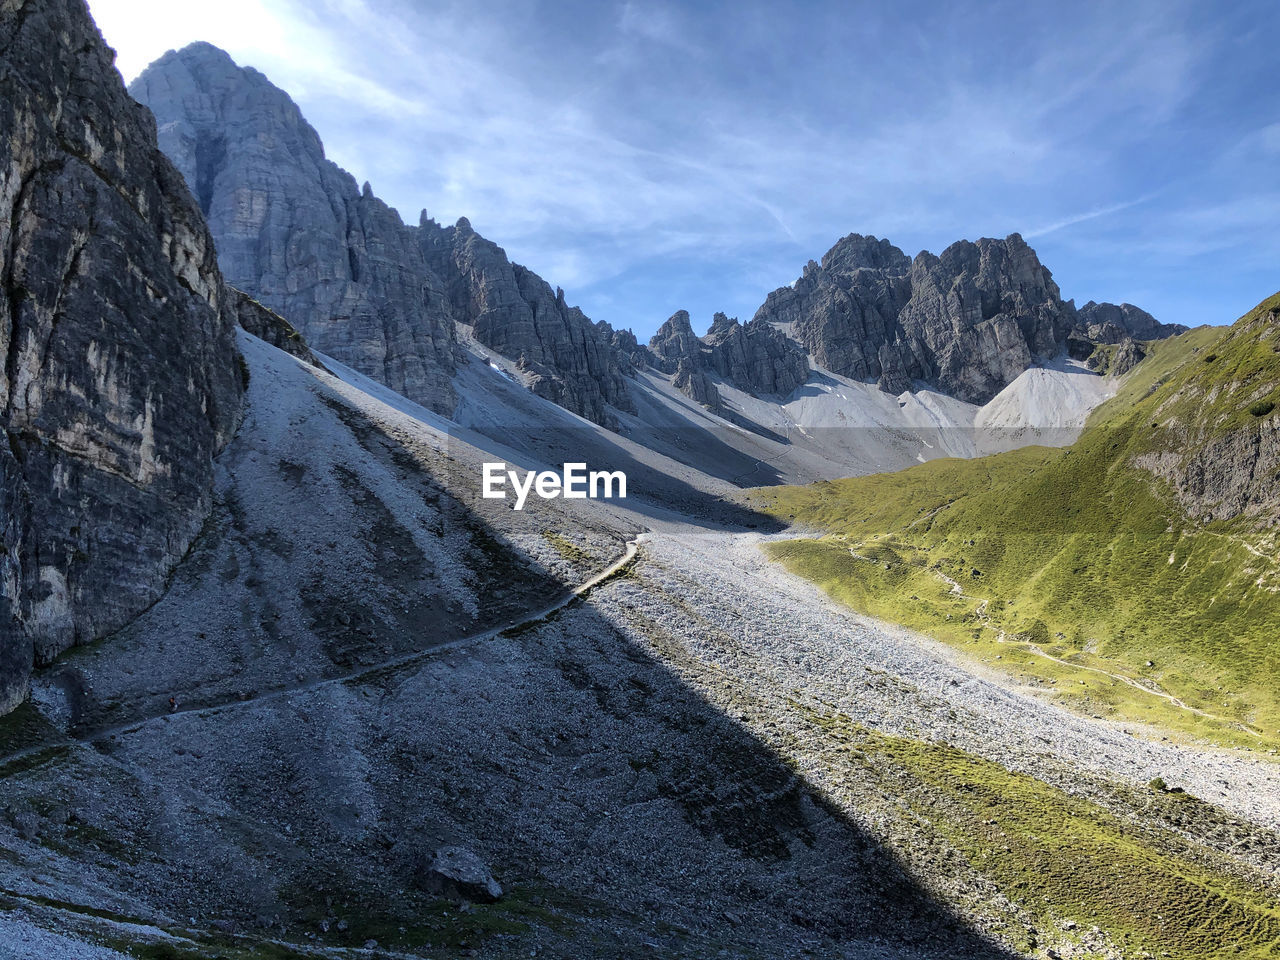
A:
[87,0,1279,335]
[1024,196,1156,239]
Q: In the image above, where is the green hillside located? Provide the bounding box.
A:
[755,295,1280,751]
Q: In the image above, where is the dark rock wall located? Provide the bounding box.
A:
[0,0,243,713]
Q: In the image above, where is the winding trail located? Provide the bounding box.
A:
[1018,641,1261,734]
[0,536,643,774]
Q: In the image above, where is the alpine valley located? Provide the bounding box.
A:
[1,3,1278,959]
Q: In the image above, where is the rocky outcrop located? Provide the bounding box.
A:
[1135,304,1280,525]
[649,310,805,409]
[1,0,243,713]
[703,312,808,397]
[416,846,503,903]
[673,359,721,411]
[1087,337,1146,376]
[132,44,636,428]
[421,216,632,426]
[649,310,704,374]
[1169,415,1280,523]
[231,288,320,366]
[131,44,460,415]
[605,325,653,373]
[1078,301,1187,344]
[753,232,1168,403]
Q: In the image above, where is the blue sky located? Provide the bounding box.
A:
[90,0,1279,340]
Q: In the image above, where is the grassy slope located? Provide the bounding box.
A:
[795,705,1280,960]
[755,297,1280,751]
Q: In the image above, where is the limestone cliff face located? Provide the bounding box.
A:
[648,310,807,410]
[130,44,460,415]
[1077,300,1187,344]
[0,0,243,712]
[897,234,1074,402]
[703,312,808,397]
[421,217,633,427]
[132,44,635,427]
[753,232,1165,403]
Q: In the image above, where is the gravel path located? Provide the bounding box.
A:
[610,529,1280,832]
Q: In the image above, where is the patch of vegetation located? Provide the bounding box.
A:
[236,353,251,389]
[1249,399,1275,418]
[0,700,61,756]
[755,298,1280,750]
[541,530,595,566]
[121,939,316,960]
[0,744,71,779]
[801,710,1280,959]
[277,879,574,954]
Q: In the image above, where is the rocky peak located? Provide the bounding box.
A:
[820,233,911,275]
[1078,300,1187,343]
[1,0,244,713]
[704,314,808,397]
[649,310,703,374]
[753,230,1163,403]
[133,45,637,428]
[706,311,739,340]
[132,42,461,415]
[649,309,808,409]
[607,325,653,372]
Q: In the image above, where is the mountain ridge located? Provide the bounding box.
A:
[131,41,1176,425]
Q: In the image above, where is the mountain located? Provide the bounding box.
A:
[1077,299,1187,344]
[752,232,1186,403]
[0,0,243,713]
[132,43,1178,435]
[130,43,633,427]
[648,310,809,413]
[757,293,1280,749]
[130,40,1137,491]
[4,6,1280,960]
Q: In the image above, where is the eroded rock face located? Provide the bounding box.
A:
[130,44,460,415]
[1078,301,1187,344]
[0,0,243,713]
[421,217,633,426]
[648,310,805,409]
[703,312,808,397]
[753,232,1167,403]
[132,45,636,428]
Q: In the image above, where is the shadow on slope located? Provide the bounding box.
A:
[0,340,1012,960]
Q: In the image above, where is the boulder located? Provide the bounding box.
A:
[419,846,503,903]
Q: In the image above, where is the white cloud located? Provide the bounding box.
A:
[85,0,1273,334]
